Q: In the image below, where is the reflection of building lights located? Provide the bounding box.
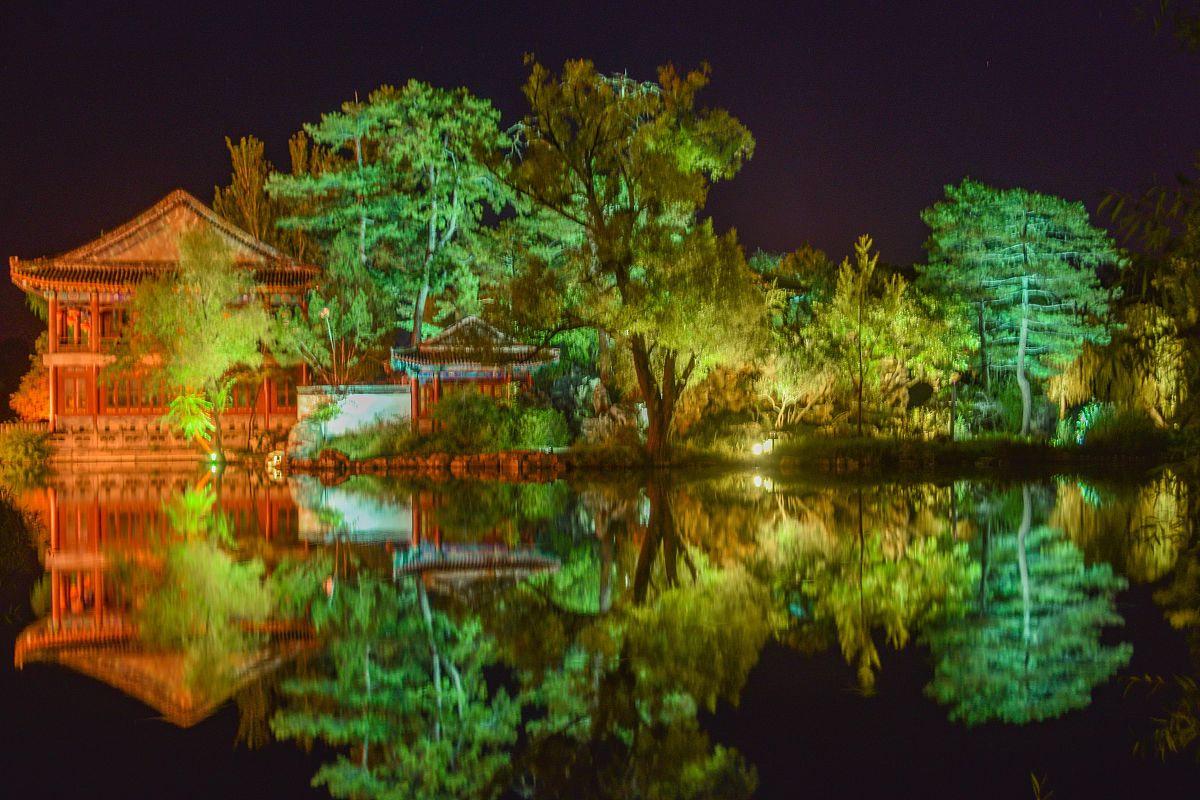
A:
[753,475,763,487]
[751,443,763,456]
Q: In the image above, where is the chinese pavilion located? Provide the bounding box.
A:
[8,189,318,437]
[391,315,558,433]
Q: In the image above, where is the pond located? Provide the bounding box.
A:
[0,466,1197,798]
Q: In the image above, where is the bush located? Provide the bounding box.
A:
[1082,408,1169,453]
[429,391,515,452]
[513,405,570,450]
[0,427,49,486]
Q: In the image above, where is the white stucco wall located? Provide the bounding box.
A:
[297,384,412,437]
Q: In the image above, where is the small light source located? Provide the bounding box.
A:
[762,438,774,454]
[210,465,217,473]
[751,442,763,456]
[753,475,763,488]
[210,453,217,462]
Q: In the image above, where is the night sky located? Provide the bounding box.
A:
[2,0,1199,348]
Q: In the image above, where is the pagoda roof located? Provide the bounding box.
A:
[9,189,319,296]
[391,315,559,374]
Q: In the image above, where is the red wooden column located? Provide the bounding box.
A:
[47,293,58,431]
[90,292,100,429]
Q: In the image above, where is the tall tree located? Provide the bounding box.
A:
[502,59,766,461]
[268,82,510,344]
[922,179,1121,435]
[213,132,330,261]
[112,228,270,460]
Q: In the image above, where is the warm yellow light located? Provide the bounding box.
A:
[753,475,763,487]
[751,442,763,456]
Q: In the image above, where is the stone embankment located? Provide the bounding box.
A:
[287,449,566,482]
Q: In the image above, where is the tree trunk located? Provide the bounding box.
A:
[976,301,989,391]
[1016,277,1032,437]
[630,334,691,464]
[412,283,430,347]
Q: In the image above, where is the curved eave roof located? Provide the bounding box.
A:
[10,258,320,296]
[392,350,559,371]
[8,188,320,296]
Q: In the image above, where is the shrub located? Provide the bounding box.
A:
[513,405,570,450]
[0,427,49,486]
[429,391,515,453]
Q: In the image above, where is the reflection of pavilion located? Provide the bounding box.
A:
[25,469,298,631]
[13,469,309,726]
[14,618,314,727]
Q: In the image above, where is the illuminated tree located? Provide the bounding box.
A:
[922,486,1132,725]
[8,331,49,422]
[213,132,330,262]
[268,81,510,344]
[817,234,971,436]
[501,59,768,461]
[112,228,271,460]
[922,179,1121,435]
[270,232,391,387]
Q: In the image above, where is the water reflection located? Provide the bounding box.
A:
[5,466,1198,794]
[14,470,310,726]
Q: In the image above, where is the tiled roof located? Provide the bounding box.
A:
[391,315,559,370]
[9,189,319,295]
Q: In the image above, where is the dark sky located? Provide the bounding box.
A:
[2,0,1198,347]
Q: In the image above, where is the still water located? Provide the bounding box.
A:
[0,467,1197,798]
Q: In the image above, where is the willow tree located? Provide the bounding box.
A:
[113,229,270,460]
[922,179,1121,435]
[267,81,510,344]
[502,59,765,461]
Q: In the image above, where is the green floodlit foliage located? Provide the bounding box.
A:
[271,232,391,388]
[922,486,1132,725]
[921,179,1121,436]
[271,574,520,800]
[267,81,510,344]
[818,235,971,437]
[501,59,770,462]
[111,228,270,460]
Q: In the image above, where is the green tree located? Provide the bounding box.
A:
[501,59,767,461]
[816,235,970,436]
[268,82,510,344]
[922,179,1121,435]
[271,232,390,387]
[113,228,271,460]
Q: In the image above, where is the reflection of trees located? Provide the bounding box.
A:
[271,571,519,799]
[125,486,272,695]
[1051,472,1189,583]
[1134,503,1200,760]
[923,485,1132,725]
[484,475,772,799]
[771,483,975,692]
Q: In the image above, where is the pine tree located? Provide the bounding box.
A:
[267,82,510,344]
[921,179,1121,435]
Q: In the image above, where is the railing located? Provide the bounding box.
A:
[0,420,49,435]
